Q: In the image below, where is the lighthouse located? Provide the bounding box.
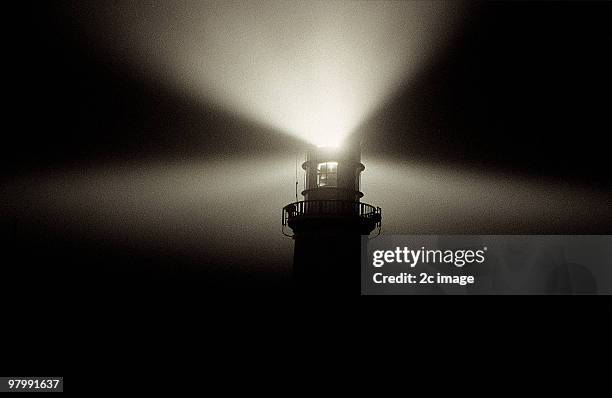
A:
[282,141,381,292]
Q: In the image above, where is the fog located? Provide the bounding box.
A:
[68,0,464,147]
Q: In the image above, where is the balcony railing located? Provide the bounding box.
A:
[282,200,381,227]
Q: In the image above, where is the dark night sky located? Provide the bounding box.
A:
[2,1,612,292]
[362,2,612,187]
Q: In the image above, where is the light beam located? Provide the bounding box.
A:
[68,0,465,147]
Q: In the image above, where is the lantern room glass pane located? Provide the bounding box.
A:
[317,162,338,187]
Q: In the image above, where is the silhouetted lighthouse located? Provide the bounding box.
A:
[282,141,381,291]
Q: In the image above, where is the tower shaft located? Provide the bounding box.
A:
[282,144,381,292]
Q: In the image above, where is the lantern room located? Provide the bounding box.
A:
[301,143,365,202]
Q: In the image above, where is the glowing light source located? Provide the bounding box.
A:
[316,161,338,187]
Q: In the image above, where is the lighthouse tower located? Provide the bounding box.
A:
[282,141,381,292]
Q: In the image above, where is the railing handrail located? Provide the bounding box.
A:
[282,200,381,226]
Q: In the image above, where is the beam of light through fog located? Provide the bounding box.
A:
[4,157,298,270]
[362,159,612,234]
[3,160,611,271]
[69,0,464,147]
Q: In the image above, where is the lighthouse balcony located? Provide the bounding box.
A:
[282,200,381,229]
